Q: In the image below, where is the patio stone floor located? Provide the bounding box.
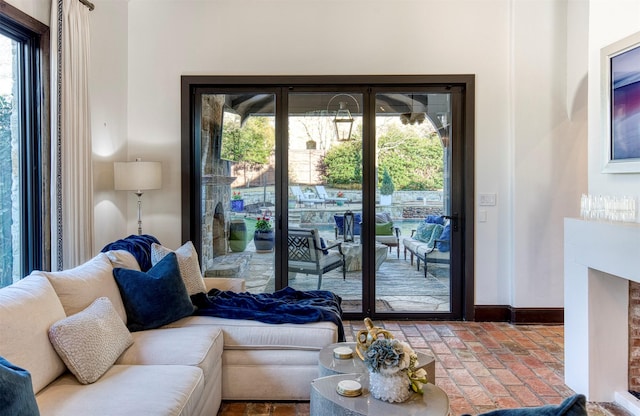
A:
[236,240,451,312]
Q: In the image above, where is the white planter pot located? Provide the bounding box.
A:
[380,194,392,206]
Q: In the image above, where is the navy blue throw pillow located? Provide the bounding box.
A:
[113,252,194,331]
[0,357,40,416]
[465,394,587,416]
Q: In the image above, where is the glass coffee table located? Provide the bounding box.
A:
[310,373,450,416]
[318,342,435,385]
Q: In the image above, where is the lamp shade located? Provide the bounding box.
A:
[114,160,162,192]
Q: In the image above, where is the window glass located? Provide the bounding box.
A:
[0,16,43,287]
[0,33,21,288]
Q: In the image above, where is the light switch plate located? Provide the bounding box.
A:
[479,193,497,206]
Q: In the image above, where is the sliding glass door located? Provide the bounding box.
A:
[285,92,364,314]
[182,76,473,321]
[373,91,454,314]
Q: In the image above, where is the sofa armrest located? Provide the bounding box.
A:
[203,277,246,293]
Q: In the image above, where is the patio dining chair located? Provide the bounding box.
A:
[287,228,345,290]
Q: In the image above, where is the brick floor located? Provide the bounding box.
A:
[217,320,631,416]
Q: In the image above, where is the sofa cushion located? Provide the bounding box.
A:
[35,365,204,416]
[167,317,338,350]
[105,249,141,271]
[0,274,67,394]
[48,297,133,384]
[37,252,127,323]
[0,357,39,416]
[117,326,223,383]
[151,241,207,296]
[114,252,195,331]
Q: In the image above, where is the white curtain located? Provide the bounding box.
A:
[51,0,93,270]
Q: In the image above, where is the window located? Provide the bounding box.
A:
[0,5,49,288]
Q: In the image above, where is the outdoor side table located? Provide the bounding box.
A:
[310,373,450,416]
[318,342,435,385]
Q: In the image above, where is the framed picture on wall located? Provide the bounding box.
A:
[601,31,640,173]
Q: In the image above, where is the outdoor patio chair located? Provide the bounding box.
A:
[290,185,324,206]
[374,212,401,258]
[334,212,362,241]
[287,228,345,290]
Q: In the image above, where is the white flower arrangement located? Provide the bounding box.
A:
[363,338,428,394]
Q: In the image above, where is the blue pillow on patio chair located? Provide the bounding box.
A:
[424,214,444,225]
[436,223,450,252]
[334,213,362,237]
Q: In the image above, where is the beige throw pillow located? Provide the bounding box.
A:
[48,297,133,384]
[150,241,207,296]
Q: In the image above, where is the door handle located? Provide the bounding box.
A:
[443,213,459,232]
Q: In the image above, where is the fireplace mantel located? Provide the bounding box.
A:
[564,218,640,411]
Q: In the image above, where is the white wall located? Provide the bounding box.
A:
[82,0,588,308]
[90,0,129,249]
[588,0,640,197]
[5,0,49,24]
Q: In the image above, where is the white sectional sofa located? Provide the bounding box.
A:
[0,249,339,416]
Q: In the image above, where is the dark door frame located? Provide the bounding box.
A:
[181,75,475,321]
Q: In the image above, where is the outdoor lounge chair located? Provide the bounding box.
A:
[287,228,345,290]
[290,185,324,206]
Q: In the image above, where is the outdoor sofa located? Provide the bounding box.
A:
[0,239,339,416]
[402,216,451,277]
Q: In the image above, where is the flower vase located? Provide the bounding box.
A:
[368,371,412,403]
[254,230,275,252]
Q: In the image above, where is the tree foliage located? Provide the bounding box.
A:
[221,116,274,186]
[0,94,13,287]
[320,139,362,186]
[321,124,444,190]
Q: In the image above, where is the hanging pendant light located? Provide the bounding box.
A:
[327,94,360,141]
[334,101,354,141]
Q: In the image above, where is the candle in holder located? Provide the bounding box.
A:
[333,346,353,359]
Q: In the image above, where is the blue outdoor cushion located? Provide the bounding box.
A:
[334,213,362,236]
[0,357,40,416]
[113,252,194,331]
[436,223,451,252]
[415,222,444,248]
[424,215,445,225]
[466,394,587,416]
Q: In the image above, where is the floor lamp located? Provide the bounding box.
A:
[114,158,162,235]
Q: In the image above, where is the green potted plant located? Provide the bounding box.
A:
[253,215,274,252]
[379,168,395,206]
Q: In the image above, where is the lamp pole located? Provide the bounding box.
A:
[135,191,144,235]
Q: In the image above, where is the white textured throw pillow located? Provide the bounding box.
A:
[151,241,207,296]
[48,297,133,384]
